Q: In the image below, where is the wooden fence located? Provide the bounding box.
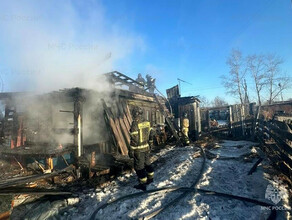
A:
[202,103,292,178]
[256,119,292,178]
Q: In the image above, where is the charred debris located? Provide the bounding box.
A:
[0,71,201,192]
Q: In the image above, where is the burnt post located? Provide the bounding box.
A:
[73,95,90,179]
[74,99,83,157]
[196,102,201,137]
[241,104,245,137]
[206,110,210,131]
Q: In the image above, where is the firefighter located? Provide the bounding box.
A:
[129,106,154,191]
[182,112,190,145]
[146,74,156,93]
[136,73,146,87]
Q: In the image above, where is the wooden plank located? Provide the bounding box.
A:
[0,189,71,195]
[90,164,110,174]
[279,161,292,179]
[102,101,128,155]
[209,127,229,133]
[248,158,263,175]
[103,115,118,153]
[116,101,131,149]
[114,117,128,155]
[119,117,130,146]
[0,211,10,219]
[259,124,292,155]
[154,94,182,145]
[273,120,291,131]
[0,165,74,189]
[117,101,130,131]
[103,101,125,154]
[125,102,133,123]
[258,136,282,164]
[132,93,154,102]
[123,113,130,131]
[266,122,292,141]
[111,104,128,155]
[122,101,133,126]
[259,125,292,168]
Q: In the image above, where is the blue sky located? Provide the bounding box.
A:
[106,0,292,103]
[0,0,291,103]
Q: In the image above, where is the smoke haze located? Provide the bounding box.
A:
[0,0,144,92]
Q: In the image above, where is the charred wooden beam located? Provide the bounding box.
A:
[105,71,144,89]
[248,158,263,175]
[0,188,72,195]
[0,165,74,189]
[154,94,182,146]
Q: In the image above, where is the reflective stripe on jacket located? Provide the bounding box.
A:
[130,117,154,151]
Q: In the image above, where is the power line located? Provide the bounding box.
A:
[184,86,225,92]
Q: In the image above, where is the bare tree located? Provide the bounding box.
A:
[265,55,290,104]
[242,79,249,104]
[222,49,246,105]
[246,54,266,106]
[199,96,211,108]
[212,96,228,107]
[246,54,267,132]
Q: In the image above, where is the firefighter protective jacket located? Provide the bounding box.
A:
[130,117,154,152]
[182,117,189,129]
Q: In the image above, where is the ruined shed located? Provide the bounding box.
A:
[166,85,201,139]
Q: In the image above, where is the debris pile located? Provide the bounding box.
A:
[10,140,291,219]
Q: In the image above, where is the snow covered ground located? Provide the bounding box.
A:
[12,140,291,219]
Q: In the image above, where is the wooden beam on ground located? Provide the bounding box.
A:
[248,158,263,175]
[0,165,74,189]
[0,188,72,195]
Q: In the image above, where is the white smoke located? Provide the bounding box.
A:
[0,0,144,92]
[0,1,146,148]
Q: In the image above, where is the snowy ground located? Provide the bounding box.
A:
[12,140,291,219]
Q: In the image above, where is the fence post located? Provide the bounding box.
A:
[229,105,233,136]
[241,104,245,137]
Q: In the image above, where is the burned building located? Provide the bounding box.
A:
[0,71,166,176]
[166,85,201,139]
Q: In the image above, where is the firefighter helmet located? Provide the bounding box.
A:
[132,106,143,118]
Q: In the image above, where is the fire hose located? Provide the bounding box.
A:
[90,145,277,220]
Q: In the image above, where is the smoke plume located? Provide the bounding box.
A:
[0,0,144,92]
[0,1,145,148]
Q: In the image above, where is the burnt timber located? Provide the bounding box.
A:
[0,71,168,187]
